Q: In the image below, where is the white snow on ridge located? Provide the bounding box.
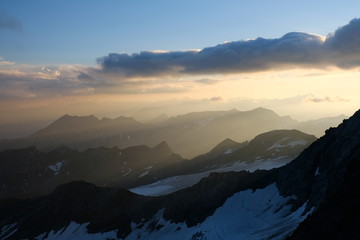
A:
[122,168,132,176]
[139,171,150,178]
[315,167,320,176]
[0,223,17,240]
[224,149,233,154]
[22,184,310,240]
[288,140,308,148]
[48,162,63,175]
[130,173,209,196]
[130,156,294,196]
[33,222,117,240]
[127,184,310,240]
[268,138,308,150]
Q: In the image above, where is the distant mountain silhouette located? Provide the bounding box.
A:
[0,141,185,199]
[0,108,346,158]
[0,110,358,239]
[0,129,315,200]
[130,129,316,196]
[295,114,348,137]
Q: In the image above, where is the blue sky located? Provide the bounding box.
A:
[1,1,360,137]
[1,0,360,65]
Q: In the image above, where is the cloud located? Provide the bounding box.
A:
[306,96,332,103]
[305,96,351,103]
[196,78,219,85]
[97,18,360,77]
[0,66,96,99]
[210,96,223,102]
[0,11,22,31]
[2,18,360,100]
[0,57,15,66]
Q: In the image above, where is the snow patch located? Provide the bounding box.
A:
[130,156,294,196]
[130,174,205,196]
[34,222,117,240]
[315,167,320,176]
[224,149,233,154]
[0,223,17,240]
[144,165,154,170]
[48,162,63,175]
[268,138,308,150]
[122,168,132,176]
[139,171,150,178]
[127,184,310,240]
[130,185,174,196]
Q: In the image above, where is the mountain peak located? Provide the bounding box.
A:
[210,138,242,154]
[153,140,171,151]
[152,141,176,157]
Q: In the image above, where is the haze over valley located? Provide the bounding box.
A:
[1,1,360,239]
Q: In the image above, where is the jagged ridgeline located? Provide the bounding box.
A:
[0,109,359,239]
[0,129,315,200]
[0,108,345,159]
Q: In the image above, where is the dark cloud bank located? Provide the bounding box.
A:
[97,18,360,77]
[2,19,360,99]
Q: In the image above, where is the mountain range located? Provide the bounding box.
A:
[1,108,358,239]
[0,129,315,200]
[0,107,355,239]
[0,107,345,158]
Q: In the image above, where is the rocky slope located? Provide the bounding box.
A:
[0,109,357,239]
[0,142,185,199]
[0,129,315,200]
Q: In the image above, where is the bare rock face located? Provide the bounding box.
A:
[276,110,360,210]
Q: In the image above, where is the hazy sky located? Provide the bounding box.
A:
[1,0,360,137]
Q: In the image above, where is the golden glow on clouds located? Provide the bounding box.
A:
[0,62,359,130]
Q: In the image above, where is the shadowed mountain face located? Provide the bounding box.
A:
[0,129,315,200]
[0,109,358,239]
[184,129,317,174]
[0,107,315,159]
[0,142,185,199]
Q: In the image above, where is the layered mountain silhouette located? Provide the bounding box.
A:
[0,109,358,239]
[0,142,185,199]
[189,129,317,172]
[130,129,316,196]
[0,107,345,158]
[0,129,315,199]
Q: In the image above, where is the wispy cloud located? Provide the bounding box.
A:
[0,57,15,66]
[305,96,351,103]
[196,78,219,85]
[210,96,223,102]
[0,10,22,32]
[0,65,95,99]
[97,18,360,77]
[1,19,360,100]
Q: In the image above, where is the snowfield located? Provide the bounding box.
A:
[130,156,294,196]
[127,184,310,240]
[15,184,309,240]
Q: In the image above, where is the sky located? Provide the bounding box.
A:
[1,0,360,137]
